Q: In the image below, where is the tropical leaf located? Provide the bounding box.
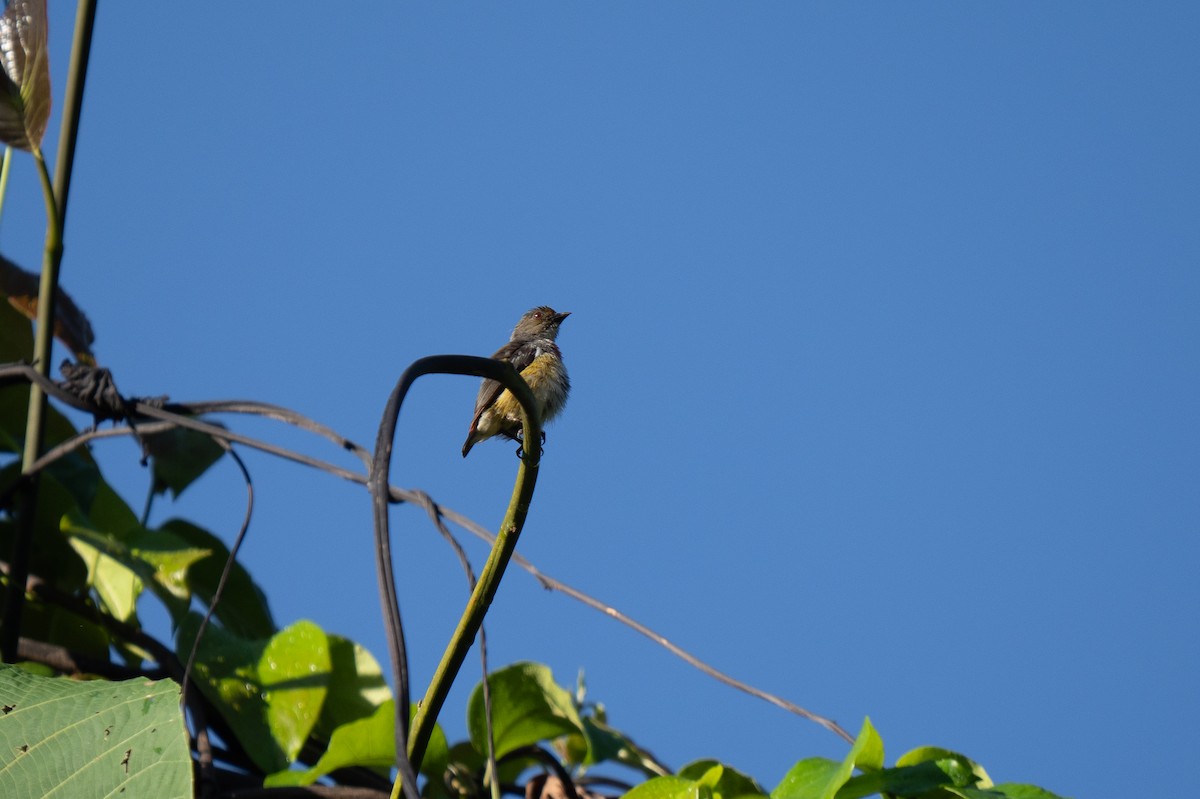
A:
[0,663,191,797]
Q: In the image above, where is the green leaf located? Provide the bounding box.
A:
[0,0,50,151]
[625,776,710,799]
[265,699,395,787]
[895,747,991,789]
[129,529,211,603]
[466,661,585,760]
[567,714,669,775]
[0,470,89,595]
[67,534,141,622]
[12,597,110,661]
[847,718,885,772]
[179,616,331,772]
[0,663,191,797]
[838,760,960,798]
[62,516,209,623]
[162,518,275,638]
[772,759,844,799]
[679,759,769,799]
[315,634,392,737]
[143,425,226,498]
[259,619,331,762]
[85,478,140,538]
[773,718,884,799]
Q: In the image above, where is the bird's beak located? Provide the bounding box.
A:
[555,311,571,323]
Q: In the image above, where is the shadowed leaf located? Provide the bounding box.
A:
[144,424,225,498]
[177,616,330,773]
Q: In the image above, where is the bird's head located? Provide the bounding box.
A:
[512,306,570,341]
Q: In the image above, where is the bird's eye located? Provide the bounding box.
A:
[533,312,542,319]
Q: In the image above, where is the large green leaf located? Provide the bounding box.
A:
[261,621,333,761]
[466,661,585,759]
[0,663,191,797]
[0,0,51,151]
[179,616,330,773]
[255,634,415,787]
[771,759,844,799]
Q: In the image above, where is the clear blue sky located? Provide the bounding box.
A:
[5,4,1197,798]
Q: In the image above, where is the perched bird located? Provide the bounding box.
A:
[462,306,571,457]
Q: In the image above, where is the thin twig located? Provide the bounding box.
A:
[433,504,856,745]
[181,400,372,470]
[181,442,254,712]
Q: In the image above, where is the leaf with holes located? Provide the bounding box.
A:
[0,663,191,797]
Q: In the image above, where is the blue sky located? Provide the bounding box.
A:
[5,4,1197,798]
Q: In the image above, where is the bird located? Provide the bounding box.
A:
[462,306,571,457]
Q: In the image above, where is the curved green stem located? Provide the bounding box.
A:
[368,354,542,793]
[408,412,541,770]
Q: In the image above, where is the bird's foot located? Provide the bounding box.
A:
[515,431,548,460]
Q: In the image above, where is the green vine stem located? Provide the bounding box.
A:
[369,354,543,797]
[408,428,542,770]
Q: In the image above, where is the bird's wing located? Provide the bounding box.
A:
[468,340,539,429]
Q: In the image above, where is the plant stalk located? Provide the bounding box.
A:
[407,385,542,771]
[1,0,98,662]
